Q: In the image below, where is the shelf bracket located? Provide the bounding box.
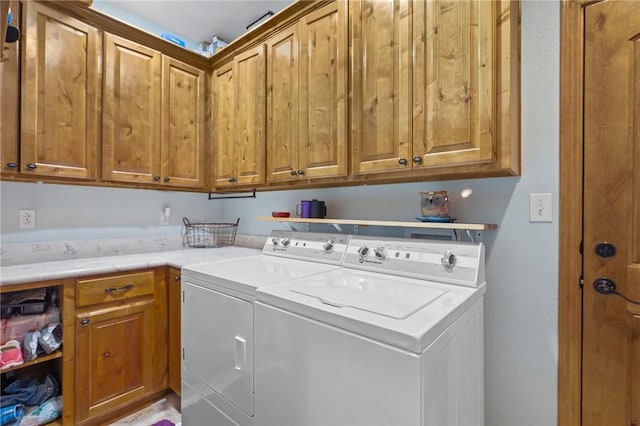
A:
[284,222,299,232]
[353,225,359,235]
[464,230,483,243]
[332,223,343,233]
[208,189,256,200]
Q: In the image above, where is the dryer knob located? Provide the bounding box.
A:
[374,247,387,260]
[281,238,291,247]
[323,240,335,252]
[358,246,370,257]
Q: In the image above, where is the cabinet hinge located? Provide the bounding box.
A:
[579,276,584,289]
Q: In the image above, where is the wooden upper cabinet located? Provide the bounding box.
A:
[213,44,266,188]
[0,1,19,174]
[20,2,100,180]
[266,24,300,183]
[161,57,206,189]
[299,1,348,180]
[412,0,519,174]
[350,0,411,175]
[102,33,162,184]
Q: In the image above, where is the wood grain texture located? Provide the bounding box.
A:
[0,0,19,174]
[20,2,100,179]
[151,268,168,393]
[102,33,162,184]
[558,1,585,424]
[161,56,206,189]
[167,267,181,395]
[76,271,155,307]
[212,60,236,187]
[582,1,640,424]
[350,0,411,174]
[299,0,348,179]
[266,24,300,183]
[0,0,10,61]
[413,0,494,169]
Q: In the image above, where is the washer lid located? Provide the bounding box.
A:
[291,275,446,319]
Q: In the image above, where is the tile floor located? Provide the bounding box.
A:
[107,393,181,426]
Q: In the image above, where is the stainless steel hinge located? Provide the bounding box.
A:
[579,276,584,289]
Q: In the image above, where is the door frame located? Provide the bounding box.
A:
[559,0,599,424]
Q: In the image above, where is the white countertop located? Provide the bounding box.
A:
[0,246,261,286]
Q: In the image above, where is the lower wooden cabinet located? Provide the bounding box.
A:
[168,267,181,395]
[74,268,168,425]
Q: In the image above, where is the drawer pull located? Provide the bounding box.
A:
[80,318,90,325]
[104,283,134,294]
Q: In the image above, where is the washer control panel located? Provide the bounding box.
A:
[264,230,350,265]
[346,236,485,288]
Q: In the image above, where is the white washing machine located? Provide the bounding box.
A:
[180,231,350,426]
[255,235,486,426]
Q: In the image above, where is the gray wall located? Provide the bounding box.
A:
[0,1,560,424]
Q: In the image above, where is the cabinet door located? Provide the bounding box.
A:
[412,0,495,168]
[299,1,348,179]
[21,2,100,179]
[212,61,236,187]
[234,45,266,186]
[161,57,206,189]
[266,25,300,183]
[75,299,154,422]
[0,0,19,174]
[168,268,181,396]
[350,0,411,175]
[102,33,162,184]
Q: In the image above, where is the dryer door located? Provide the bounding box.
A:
[182,281,254,416]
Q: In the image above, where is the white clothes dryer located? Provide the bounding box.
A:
[181,231,350,426]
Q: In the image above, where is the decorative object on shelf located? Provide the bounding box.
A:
[415,216,457,223]
[182,217,239,248]
[419,191,450,218]
[272,212,290,218]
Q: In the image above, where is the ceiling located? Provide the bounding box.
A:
[97,0,294,45]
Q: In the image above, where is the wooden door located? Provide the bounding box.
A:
[412,0,494,170]
[212,61,236,188]
[582,1,640,424]
[21,2,100,179]
[266,24,300,183]
[350,0,410,175]
[0,0,19,174]
[161,56,205,189]
[299,1,348,179]
[234,45,266,186]
[102,33,161,184]
[168,268,181,396]
[75,299,154,422]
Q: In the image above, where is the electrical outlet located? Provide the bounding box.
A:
[529,193,552,223]
[160,211,170,226]
[19,209,36,229]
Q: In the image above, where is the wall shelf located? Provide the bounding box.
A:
[256,217,496,241]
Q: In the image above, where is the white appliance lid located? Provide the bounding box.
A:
[291,275,446,319]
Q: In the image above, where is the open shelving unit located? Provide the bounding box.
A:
[257,217,497,241]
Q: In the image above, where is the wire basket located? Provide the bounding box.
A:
[182,217,240,248]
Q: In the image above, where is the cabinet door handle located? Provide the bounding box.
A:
[5,162,17,169]
[297,170,305,175]
[153,175,161,181]
[398,158,408,166]
[103,351,110,358]
[163,177,170,182]
[104,283,134,294]
[80,318,90,325]
[228,177,238,183]
[173,275,181,282]
[26,163,37,170]
[290,169,298,176]
[413,156,423,164]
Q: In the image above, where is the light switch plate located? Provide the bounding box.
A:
[529,193,552,223]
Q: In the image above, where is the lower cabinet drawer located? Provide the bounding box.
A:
[76,271,154,307]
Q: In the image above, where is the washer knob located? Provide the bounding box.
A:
[281,238,291,247]
[323,240,335,252]
[441,250,457,271]
[374,247,387,260]
[358,246,370,257]
[271,238,280,246]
